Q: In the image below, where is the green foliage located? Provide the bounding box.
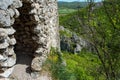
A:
[58,0,120,79]
[59,8,76,15]
[58,1,88,15]
[58,1,88,10]
[46,48,104,80]
[59,30,72,37]
[59,8,90,36]
[63,51,104,80]
[67,1,120,79]
[59,11,82,35]
[45,48,72,80]
[59,0,120,79]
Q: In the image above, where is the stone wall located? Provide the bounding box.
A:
[0,0,59,78]
[0,0,22,78]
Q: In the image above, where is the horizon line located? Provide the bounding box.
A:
[58,0,102,2]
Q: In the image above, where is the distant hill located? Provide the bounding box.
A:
[58,1,88,9]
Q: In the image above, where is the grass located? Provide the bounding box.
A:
[59,8,76,15]
[43,47,105,80]
[62,51,103,80]
[59,30,72,37]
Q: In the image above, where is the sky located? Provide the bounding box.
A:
[58,0,102,2]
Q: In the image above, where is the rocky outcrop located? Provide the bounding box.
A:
[60,26,95,54]
[0,0,59,78]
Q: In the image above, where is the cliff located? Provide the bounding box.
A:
[0,0,59,79]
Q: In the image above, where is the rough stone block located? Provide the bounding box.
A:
[0,0,13,10]
[0,67,14,78]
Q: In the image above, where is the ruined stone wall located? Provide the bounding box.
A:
[0,0,22,78]
[0,0,59,78]
[30,0,60,71]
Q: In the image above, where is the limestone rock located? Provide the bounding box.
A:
[0,40,9,49]
[5,28,16,35]
[0,0,22,78]
[0,0,59,78]
[7,8,15,18]
[0,0,13,10]
[30,9,37,14]
[0,48,7,54]
[0,30,7,38]
[35,48,44,55]
[0,78,9,80]
[60,26,94,53]
[34,15,40,21]
[0,28,16,35]
[12,0,22,8]
[31,57,46,71]
[0,31,7,43]
[7,37,16,46]
[0,54,8,61]
[74,44,82,54]
[7,46,15,56]
[0,54,16,67]
[32,3,40,9]
[0,67,14,78]
[0,11,11,26]
[14,9,20,18]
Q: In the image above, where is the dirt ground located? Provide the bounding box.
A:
[10,53,52,80]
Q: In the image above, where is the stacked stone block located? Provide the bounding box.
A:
[0,0,59,78]
[30,0,59,71]
[0,0,22,77]
[13,0,59,72]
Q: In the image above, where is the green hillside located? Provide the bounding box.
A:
[58,1,88,9]
[58,1,120,80]
[58,1,88,15]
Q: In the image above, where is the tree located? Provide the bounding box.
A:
[76,0,120,79]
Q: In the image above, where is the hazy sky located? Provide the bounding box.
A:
[58,0,102,2]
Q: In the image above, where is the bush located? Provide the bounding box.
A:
[45,48,104,80]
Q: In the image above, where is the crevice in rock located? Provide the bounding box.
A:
[11,2,39,79]
[0,0,59,79]
[13,2,38,56]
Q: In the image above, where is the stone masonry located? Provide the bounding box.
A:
[0,0,59,78]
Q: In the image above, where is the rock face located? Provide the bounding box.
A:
[0,0,59,78]
[60,26,95,54]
